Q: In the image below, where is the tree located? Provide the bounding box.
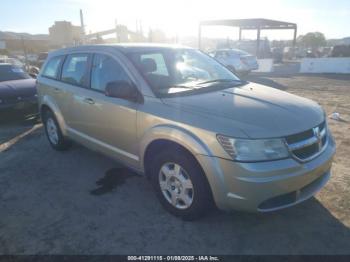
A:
[297,32,326,49]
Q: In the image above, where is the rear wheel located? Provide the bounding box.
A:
[150,148,213,220]
[43,110,71,151]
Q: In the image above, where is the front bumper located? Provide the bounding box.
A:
[0,96,38,110]
[196,135,336,212]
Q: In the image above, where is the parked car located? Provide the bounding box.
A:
[209,49,259,76]
[331,45,350,57]
[37,44,335,220]
[26,53,39,63]
[0,63,37,111]
[306,50,317,58]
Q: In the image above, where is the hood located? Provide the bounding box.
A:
[162,83,324,138]
[0,79,37,98]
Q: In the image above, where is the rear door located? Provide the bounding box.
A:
[38,55,68,116]
[58,53,91,130]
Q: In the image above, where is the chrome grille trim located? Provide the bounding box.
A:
[285,121,328,162]
[288,128,326,151]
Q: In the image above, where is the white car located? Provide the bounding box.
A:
[210,49,259,76]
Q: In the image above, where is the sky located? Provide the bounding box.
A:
[1,0,350,40]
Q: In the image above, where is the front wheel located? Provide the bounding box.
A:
[150,149,214,220]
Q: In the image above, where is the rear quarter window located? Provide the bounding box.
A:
[41,56,63,79]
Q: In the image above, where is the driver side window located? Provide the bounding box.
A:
[91,54,131,92]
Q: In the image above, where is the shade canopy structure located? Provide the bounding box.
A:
[199,18,297,57]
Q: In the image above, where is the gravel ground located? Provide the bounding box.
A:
[0,73,350,255]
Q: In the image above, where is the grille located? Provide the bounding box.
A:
[285,121,327,161]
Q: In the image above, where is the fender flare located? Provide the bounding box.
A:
[40,95,68,136]
[139,124,212,171]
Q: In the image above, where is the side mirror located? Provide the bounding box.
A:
[105,81,142,103]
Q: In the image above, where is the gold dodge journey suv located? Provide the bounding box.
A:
[37,44,335,220]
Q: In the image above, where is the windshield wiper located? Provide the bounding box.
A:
[198,79,242,85]
[165,85,197,90]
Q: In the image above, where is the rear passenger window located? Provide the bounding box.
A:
[61,54,89,87]
[91,54,130,92]
[42,56,63,79]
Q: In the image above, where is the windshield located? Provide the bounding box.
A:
[127,49,241,96]
[0,65,31,82]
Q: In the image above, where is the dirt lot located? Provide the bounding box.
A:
[0,73,350,255]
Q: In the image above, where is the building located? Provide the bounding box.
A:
[0,31,50,53]
[85,24,147,44]
[49,21,82,47]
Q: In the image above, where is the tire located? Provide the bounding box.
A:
[43,110,71,151]
[149,148,214,221]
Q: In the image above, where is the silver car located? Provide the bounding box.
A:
[37,44,335,220]
[210,49,259,76]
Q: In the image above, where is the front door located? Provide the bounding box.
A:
[65,53,139,167]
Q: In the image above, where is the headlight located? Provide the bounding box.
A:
[217,135,289,162]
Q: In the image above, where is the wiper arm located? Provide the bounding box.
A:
[198,79,242,85]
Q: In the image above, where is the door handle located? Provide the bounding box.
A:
[53,87,61,93]
[83,98,95,105]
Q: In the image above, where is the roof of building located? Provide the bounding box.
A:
[200,18,297,30]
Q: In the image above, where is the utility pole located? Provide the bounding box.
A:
[139,20,143,38]
[149,28,153,43]
[115,19,120,43]
[21,36,28,70]
[136,20,140,42]
[80,9,86,44]
[198,24,202,50]
[256,27,261,58]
